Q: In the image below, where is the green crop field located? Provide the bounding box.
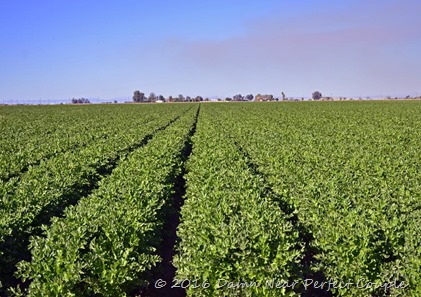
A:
[0,101,420,296]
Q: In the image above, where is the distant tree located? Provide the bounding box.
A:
[195,96,203,102]
[266,94,274,101]
[72,97,90,104]
[312,91,322,100]
[148,92,157,102]
[245,94,253,101]
[114,100,118,104]
[133,90,145,102]
[405,95,411,99]
[178,94,185,102]
[281,92,286,101]
[205,98,210,101]
[158,95,165,102]
[233,94,243,101]
[255,94,262,102]
[225,97,232,101]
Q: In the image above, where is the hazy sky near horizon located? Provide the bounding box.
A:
[1,0,421,101]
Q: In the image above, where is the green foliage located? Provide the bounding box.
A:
[15,106,198,296]
[0,104,192,293]
[174,109,303,297]
[203,101,421,296]
[1,101,421,296]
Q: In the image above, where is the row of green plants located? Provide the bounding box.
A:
[0,107,159,235]
[174,107,303,297]
[0,105,134,181]
[0,104,181,181]
[13,106,199,296]
[208,101,421,296]
[0,104,192,291]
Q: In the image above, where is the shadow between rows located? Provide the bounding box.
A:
[137,105,200,297]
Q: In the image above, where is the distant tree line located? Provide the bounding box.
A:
[133,91,255,103]
[133,90,333,102]
[133,90,205,103]
[71,98,90,104]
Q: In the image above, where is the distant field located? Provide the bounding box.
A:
[0,101,420,296]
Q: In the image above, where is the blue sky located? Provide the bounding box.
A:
[1,0,421,103]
